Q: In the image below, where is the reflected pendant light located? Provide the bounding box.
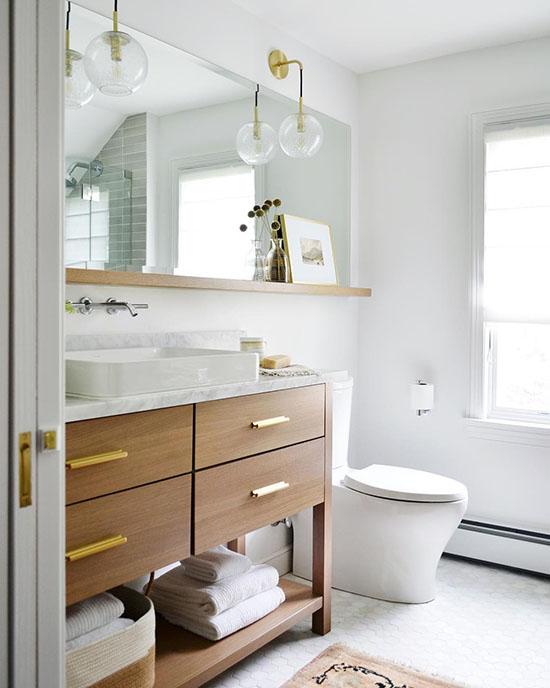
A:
[84,0,148,97]
[236,85,278,165]
[269,50,323,159]
[64,2,95,109]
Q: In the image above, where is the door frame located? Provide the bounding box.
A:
[9,0,65,685]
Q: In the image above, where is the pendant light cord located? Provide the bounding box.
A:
[66,1,71,30]
[299,68,303,99]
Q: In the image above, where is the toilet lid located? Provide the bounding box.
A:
[344,464,468,503]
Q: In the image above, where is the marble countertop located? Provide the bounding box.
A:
[65,369,349,422]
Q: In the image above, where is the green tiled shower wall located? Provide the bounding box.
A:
[98,113,147,270]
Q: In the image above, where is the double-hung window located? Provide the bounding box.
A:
[473,109,550,427]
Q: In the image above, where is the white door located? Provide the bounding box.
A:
[0,0,10,684]
[10,0,65,686]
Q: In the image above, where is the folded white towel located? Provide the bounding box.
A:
[65,618,134,652]
[181,545,252,583]
[158,586,285,641]
[66,592,124,642]
[150,564,279,617]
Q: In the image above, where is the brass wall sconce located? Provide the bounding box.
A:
[268,50,323,159]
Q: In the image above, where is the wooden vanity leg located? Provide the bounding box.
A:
[312,501,332,634]
[227,536,246,555]
[312,383,333,635]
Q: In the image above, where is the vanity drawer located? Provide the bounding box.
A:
[66,475,191,605]
[194,438,325,553]
[195,384,325,469]
[66,405,192,505]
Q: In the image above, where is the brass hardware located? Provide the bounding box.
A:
[66,449,128,470]
[43,430,57,451]
[66,534,127,562]
[253,105,261,140]
[251,481,290,498]
[268,50,305,80]
[19,432,32,508]
[250,416,290,429]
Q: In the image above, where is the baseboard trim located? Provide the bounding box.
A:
[446,525,550,575]
[256,545,293,576]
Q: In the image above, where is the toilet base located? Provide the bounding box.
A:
[293,481,467,604]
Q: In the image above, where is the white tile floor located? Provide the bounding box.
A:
[205,556,550,688]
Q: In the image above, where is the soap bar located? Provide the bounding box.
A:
[261,355,292,369]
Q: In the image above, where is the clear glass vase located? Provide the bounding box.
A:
[266,237,289,283]
[246,239,266,281]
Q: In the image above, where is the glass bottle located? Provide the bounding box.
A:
[246,239,266,281]
[266,237,289,283]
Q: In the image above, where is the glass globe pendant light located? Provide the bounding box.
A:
[236,85,278,165]
[269,50,323,159]
[84,0,148,97]
[64,2,95,109]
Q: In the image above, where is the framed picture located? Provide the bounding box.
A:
[280,214,338,285]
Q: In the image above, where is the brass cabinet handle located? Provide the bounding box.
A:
[66,534,127,562]
[251,481,290,498]
[66,449,128,470]
[250,416,290,430]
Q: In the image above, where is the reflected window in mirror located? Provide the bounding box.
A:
[176,159,257,279]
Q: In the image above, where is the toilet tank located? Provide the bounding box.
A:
[331,376,353,470]
[292,376,353,581]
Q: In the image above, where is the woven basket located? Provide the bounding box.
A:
[66,587,155,688]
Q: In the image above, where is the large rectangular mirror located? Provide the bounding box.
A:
[65,5,351,285]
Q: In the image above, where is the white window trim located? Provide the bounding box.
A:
[467,102,550,446]
[169,151,265,269]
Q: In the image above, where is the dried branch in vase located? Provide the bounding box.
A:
[239,198,282,244]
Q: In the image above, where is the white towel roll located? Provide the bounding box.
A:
[150,563,280,616]
[181,545,252,583]
[158,586,285,641]
[66,592,124,642]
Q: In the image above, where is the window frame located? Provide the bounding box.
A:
[469,103,550,432]
[170,151,265,271]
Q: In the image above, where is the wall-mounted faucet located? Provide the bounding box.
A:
[68,296,149,317]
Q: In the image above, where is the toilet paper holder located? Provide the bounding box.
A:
[410,380,434,416]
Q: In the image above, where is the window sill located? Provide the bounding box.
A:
[464,418,550,448]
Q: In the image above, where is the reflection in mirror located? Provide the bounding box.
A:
[65,5,351,284]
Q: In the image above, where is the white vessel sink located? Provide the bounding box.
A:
[66,347,259,398]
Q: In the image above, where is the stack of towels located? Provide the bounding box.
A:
[149,545,285,641]
[65,592,133,652]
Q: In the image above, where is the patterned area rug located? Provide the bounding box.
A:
[281,644,469,687]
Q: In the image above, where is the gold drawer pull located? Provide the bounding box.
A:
[250,416,290,430]
[66,449,128,470]
[251,481,290,498]
[66,534,127,562]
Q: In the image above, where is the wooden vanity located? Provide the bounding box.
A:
[65,383,332,688]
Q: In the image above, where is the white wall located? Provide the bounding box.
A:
[357,37,550,532]
[67,0,361,564]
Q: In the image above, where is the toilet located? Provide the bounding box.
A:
[292,376,468,603]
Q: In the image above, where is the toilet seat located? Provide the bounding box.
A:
[344,464,467,503]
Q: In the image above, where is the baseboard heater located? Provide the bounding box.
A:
[445,519,550,575]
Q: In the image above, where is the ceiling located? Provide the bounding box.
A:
[231,0,550,73]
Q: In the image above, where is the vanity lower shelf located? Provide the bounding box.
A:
[154,578,321,688]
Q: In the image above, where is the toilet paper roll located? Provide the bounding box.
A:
[410,382,434,411]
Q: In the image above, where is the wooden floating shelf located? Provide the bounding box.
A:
[66,268,372,297]
[154,578,322,688]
